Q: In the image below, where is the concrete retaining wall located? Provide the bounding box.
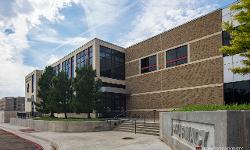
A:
[10,118,118,132]
[160,111,250,150]
[0,111,17,123]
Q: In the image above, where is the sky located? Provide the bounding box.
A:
[0,0,236,98]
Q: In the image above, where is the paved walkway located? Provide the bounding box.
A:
[0,128,43,150]
[0,123,172,150]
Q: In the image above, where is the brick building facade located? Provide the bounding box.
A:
[125,10,224,112]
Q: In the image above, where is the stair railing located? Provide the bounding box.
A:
[131,110,159,134]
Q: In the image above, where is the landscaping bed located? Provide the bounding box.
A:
[33,116,105,121]
[174,104,250,111]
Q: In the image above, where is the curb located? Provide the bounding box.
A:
[0,125,59,150]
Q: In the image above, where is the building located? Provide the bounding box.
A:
[0,97,25,111]
[25,3,249,117]
[25,70,43,113]
[126,5,249,116]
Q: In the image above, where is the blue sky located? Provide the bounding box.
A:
[0,0,236,97]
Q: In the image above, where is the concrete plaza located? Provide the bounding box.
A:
[0,123,171,150]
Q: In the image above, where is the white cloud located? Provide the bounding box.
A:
[120,0,218,46]
[0,0,80,98]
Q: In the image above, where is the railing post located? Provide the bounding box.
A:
[135,120,137,134]
[144,114,145,125]
[109,120,111,129]
[153,110,156,123]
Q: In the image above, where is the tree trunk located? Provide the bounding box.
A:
[50,112,54,118]
[87,112,91,119]
[64,113,67,119]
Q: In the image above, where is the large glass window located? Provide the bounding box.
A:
[71,56,74,78]
[62,59,71,78]
[166,45,187,68]
[103,93,126,117]
[224,80,250,104]
[100,46,125,80]
[76,46,93,69]
[140,55,157,74]
[31,74,34,93]
[53,64,60,75]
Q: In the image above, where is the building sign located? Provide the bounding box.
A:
[172,119,215,148]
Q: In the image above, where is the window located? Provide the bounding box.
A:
[53,64,60,75]
[71,56,74,78]
[62,59,71,78]
[76,46,93,69]
[140,55,157,74]
[31,74,34,93]
[166,45,187,68]
[222,31,231,46]
[27,84,29,93]
[100,46,125,80]
[224,80,250,104]
[102,82,126,89]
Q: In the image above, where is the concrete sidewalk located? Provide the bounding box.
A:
[0,123,171,150]
[0,123,56,150]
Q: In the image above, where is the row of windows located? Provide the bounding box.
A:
[102,82,126,89]
[140,45,188,74]
[76,46,93,68]
[53,64,60,75]
[100,46,125,80]
[62,56,74,78]
[53,46,93,78]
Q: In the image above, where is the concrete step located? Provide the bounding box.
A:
[121,123,160,128]
[115,121,160,136]
[121,122,159,127]
[119,126,159,130]
[118,129,159,136]
[118,127,159,132]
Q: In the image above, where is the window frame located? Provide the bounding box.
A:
[165,45,188,68]
[140,54,158,74]
[99,45,125,80]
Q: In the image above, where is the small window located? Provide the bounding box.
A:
[166,45,187,68]
[140,55,157,74]
[222,31,231,46]
[27,84,29,93]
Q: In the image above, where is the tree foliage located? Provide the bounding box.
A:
[51,71,73,118]
[220,0,250,74]
[36,66,54,114]
[73,65,102,118]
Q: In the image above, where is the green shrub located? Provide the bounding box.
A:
[174,104,250,111]
[33,116,105,121]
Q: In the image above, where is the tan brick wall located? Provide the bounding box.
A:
[125,9,224,111]
[190,34,222,62]
[126,71,162,94]
[158,52,165,70]
[125,10,222,63]
[161,57,223,91]
[161,10,222,51]
[127,86,224,110]
[125,60,139,77]
[127,57,223,94]
[126,36,161,62]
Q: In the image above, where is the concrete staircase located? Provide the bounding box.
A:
[115,120,159,136]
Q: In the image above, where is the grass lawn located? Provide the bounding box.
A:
[174,104,250,111]
[33,116,106,121]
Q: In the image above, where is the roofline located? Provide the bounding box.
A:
[125,1,238,49]
[49,38,125,67]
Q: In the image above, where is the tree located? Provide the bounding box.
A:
[73,65,102,118]
[220,0,250,74]
[36,66,55,116]
[52,71,72,118]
